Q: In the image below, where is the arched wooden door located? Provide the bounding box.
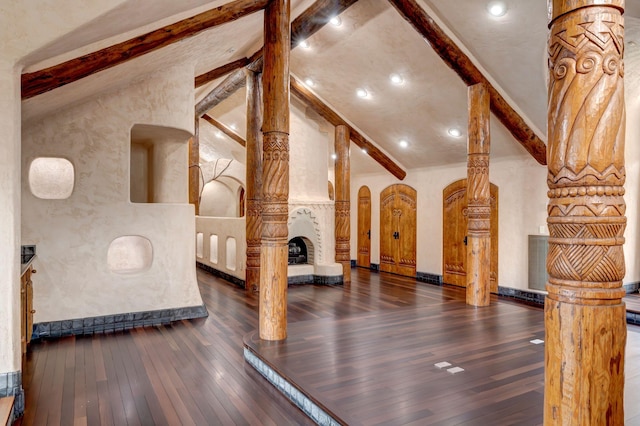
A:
[357,186,371,268]
[380,184,417,277]
[442,179,498,292]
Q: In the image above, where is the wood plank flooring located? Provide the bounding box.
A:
[18,268,640,425]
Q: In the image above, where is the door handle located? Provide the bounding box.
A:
[393,231,399,239]
[367,230,371,239]
[463,236,468,246]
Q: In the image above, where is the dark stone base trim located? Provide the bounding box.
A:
[350,259,356,268]
[244,347,340,426]
[32,305,208,339]
[624,281,640,294]
[197,262,246,289]
[288,275,344,286]
[416,272,443,285]
[370,263,380,272]
[497,286,546,306]
[627,311,640,325]
[0,371,23,421]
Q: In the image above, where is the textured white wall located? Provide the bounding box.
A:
[350,156,549,291]
[0,62,21,373]
[199,180,238,217]
[21,64,204,322]
[196,217,246,280]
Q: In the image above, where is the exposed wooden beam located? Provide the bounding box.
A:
[195,0,359,116]
[388,0,547,166]
[291,75,406,180]
[21,0,269,99]
[195,57,250,88]
[202,114,246,147]
[195,47,264,88]
[196,70,248,117]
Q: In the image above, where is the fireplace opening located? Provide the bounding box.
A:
[288,237,313,265]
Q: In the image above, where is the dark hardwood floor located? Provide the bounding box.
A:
[18,268,640,425]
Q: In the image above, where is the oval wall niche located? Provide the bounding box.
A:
[29,157,75,199]
[108,235,153,274]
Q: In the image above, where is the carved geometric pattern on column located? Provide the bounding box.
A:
[261,132,290,242]
[545,2,626,424]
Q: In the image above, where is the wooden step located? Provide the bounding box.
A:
[0,396,14,426]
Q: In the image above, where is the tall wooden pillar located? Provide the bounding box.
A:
[259,0,290,341]
[246,70,263,293]
[334,125,351,284]
[466,83,491,307]
[545,1,626,424]
[189,117,200,215]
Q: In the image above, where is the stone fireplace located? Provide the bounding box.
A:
[287,203,343,285]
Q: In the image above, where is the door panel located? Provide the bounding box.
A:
[380,184,417,277]
[357,186,371,267]
[443,179,499,291]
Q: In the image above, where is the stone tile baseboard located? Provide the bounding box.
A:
[624,281,640,294]
[0,371,23,421]
[244,347,340,426]
[416,272,443,285]
[32,305,208,339]
[288,275,343,286]
[197,262,246,289]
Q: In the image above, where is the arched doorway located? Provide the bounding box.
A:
[380,184,417,277]
[357,186,371,268]
[442,179,498,292]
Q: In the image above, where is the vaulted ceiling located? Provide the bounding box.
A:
[19,0,640,177]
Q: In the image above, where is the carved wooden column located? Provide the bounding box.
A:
[246,70,263,293]
[334,124,351,284]
[259,0,290,341]
[466,82,491,307]
[545,1,626,424]
[189,117,200,215]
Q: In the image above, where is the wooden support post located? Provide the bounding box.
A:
[545,1,626,423]
[246,70,263,293]
[189,117,200,215]
[334,124,351,284]
[259,0,290,341]
[466,83,491,307]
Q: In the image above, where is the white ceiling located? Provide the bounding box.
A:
[20,0,640,176]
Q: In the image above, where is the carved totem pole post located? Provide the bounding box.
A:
[259,0,290,340]
[189,117,200,215]
[466,82,491,307]
[335,124,351,284]
[246,69,263,293]
[546,1,626,423]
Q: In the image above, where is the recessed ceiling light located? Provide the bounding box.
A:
[356,88,369,98]
[215,131,224,139]
[390,73,404,85]
[448,128,462,138]
[330,16,342,26]
[299,40,310,49]
[305,78,315,87]
[399,139,409,148]
[331,153,337,160]
[229,123,237,130]
[361,148,368,154]
[487,1,507,17]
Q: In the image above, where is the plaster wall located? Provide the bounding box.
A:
[0,62,21,373]
[350,156,549,291]
[21,64,204,323]
[196,217,246,280]
[289,99,332,202]
[200,180,239,217]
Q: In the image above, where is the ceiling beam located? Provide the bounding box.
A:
[195,0,359,116]
[388,0,547,166]
[21,0,269,99]
[202,114,246,147]
[195,57,250,88]
[291,75,406,180]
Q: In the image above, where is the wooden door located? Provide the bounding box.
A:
[357,186,371,267]
[380,184,417,277]
[443,179,498,292]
